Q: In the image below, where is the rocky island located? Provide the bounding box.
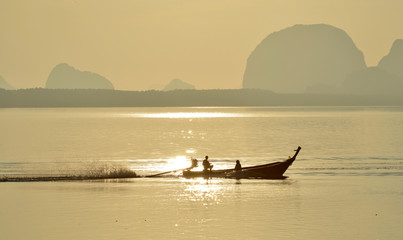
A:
[0,76,14,90]
[243,24,366,94]
[46,63,114,90]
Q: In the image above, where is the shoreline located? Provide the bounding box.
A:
[1,88,403,108]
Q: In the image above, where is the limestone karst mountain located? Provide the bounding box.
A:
[342,67,403,95]
[342,39,403,95]
[46,63,114,90]
[163,78,195,91]
[243,24,366,93]
[0,76,14,90]
[378,39,403,77]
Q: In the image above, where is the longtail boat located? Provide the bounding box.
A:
[182,146,301,179]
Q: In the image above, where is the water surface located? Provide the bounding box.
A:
[1,107,402,239]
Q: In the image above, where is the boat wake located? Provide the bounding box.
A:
[0,161,138,182]
[0,169,138,182]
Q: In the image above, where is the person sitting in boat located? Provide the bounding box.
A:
[190,158,198,169]
[235,160,242,171]
[202,156,213,172]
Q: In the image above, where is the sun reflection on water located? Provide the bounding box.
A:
[185,149,196,154]
[128,112,242,118]
[164,156,192,171]
[178,179,226,205]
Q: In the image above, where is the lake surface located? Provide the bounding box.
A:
[1,107,402,239]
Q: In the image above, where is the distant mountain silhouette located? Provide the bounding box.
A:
[163,78,195,91]
[342,67,403,95]
[341,39,403,95]
[0,76,14,90]
[378,39,403,77]
[46,63,114,89]
[243,24,366,93]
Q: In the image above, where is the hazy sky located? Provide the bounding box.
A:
[1,0,403,90]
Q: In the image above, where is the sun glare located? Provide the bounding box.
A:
[178,179,225,203]
[129,112,241,118]
[186,149,196,154]
[166,156,192,171]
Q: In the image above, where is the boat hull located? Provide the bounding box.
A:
[182,158,294,179]
[182,147,301,179]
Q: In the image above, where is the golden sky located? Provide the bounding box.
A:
[1,0,403,90]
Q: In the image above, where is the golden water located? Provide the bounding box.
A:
[1,107,402,239]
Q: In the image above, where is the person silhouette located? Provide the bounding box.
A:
[235,160,242,171]
[190,158,198,168]
[202,156,213,172]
